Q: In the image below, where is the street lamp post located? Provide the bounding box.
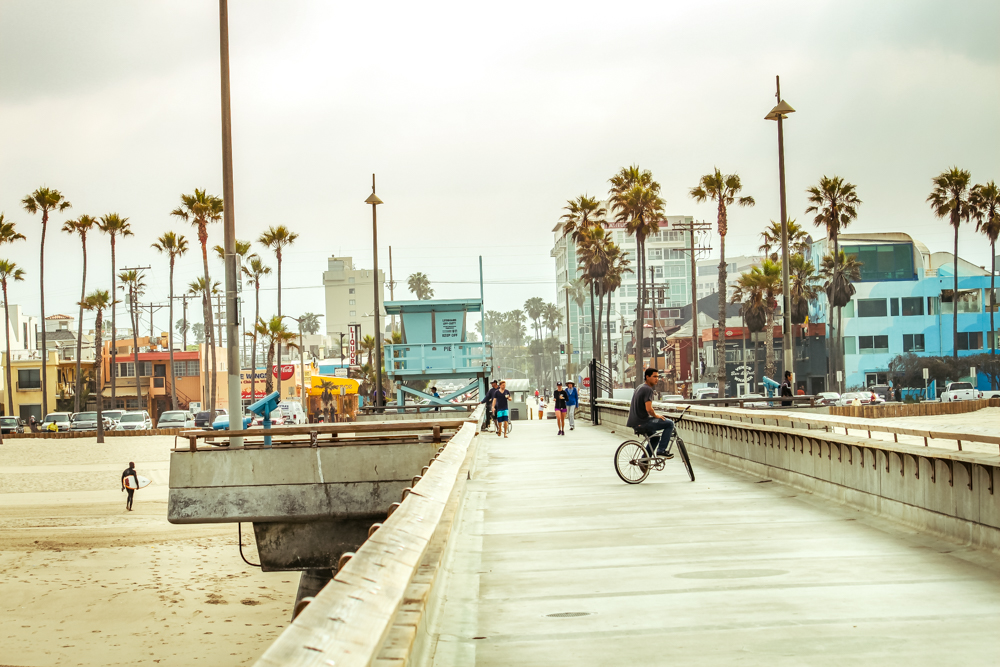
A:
[765,76,796,385]
[365,176,384,408]
[281,315,307,419]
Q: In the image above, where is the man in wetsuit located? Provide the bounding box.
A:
[121,461,138,511]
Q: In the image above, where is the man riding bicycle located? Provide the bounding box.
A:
[626,368,674,458]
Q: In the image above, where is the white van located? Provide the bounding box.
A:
[277,401,306,425]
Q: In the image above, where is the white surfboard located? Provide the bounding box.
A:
[123,475,151,490]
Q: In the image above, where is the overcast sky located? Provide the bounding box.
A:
[1,0,997,335]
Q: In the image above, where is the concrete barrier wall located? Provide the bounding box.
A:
[830,397,1000,419]
[5,428,183,439]
[595,399,1000,553]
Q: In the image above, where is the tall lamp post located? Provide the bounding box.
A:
[219,0,243,446]
[365,176,384,408]
[765,76,796,384]
[281,315,307,418]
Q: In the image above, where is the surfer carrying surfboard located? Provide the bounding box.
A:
[121,462,138,511]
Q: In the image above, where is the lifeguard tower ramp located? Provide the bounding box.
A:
[384,298,493,409]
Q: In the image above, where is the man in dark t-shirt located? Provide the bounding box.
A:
[627,368,674,457]
[492,381,512,438]
[780,370,793,407]
[481,379,499,429]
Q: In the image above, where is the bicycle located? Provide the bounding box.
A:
[482,412,513,434]
[614,406,695,484]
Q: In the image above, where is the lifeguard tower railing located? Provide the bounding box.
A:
[382,298,494,410]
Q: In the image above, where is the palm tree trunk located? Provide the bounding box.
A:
[991,241,997,388]
[589,281,597,367]
[276,255,283,398]
[200,236,216,413]
[201,293,211,408]
[110,237,117,407]
[596,285,604,369]
[251,285,260,402]
[74,236,87,413]
[717,231,728,397]
[953,221,959,361]
[635,237,645,386]
[265,343,275,395]
[606,289,613,386]
[168,258,177,410]
[131,285,142,410]
[3,282,13,417]
[39,214,48,416]
[765,309,775,380]
[95,310,104,444]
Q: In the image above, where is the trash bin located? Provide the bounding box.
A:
[510,408,519,421]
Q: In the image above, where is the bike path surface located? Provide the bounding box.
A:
[431,419,1000,666]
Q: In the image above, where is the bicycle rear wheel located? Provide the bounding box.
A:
[614,441,650,484]
[676,437,695,482]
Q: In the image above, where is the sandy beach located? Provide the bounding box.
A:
[0,435,297,667]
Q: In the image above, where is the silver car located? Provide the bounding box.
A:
[116,411,153,431]
[102,410,127,428]
[69,411,113,431]
[156,410,196,429]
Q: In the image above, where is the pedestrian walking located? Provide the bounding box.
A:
[481,379,499,430]
[492,380,512,438]
[565,381,579,431]
[431,386,440,412]
[121,461,139,511]
[553,382,568,435]
[780,370,793,407]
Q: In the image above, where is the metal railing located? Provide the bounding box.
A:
[384,342,491,375]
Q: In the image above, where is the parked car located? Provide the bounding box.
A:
[251,409,286,426]
[659,394,686,402]
[941,382,976,402]
[116,411,153,430]
[979,390,1000,400]
[194,409,227,428]
[837,392,871,406]
[816,392,841,406]
[212,413,254,429]
[742,393,768,408]
[693,388,719,400]
[156,410,196,429]
[70,412,112,432]
[102,410,127,428]
[1,416,25,434]
[870,385,894,402]
[277,401,307,424]
[42,412,73,432]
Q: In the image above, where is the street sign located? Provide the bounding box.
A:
[583,377,591,388]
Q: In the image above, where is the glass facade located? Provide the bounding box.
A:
[842,243,915,282]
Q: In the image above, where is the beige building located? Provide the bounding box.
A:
[323,256,385,343]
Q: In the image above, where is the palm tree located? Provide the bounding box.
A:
[172,189,224,413]
[244,256,272,402]
[576,224,613,367]
[927,168,975,361]
[300,312,321,335]
[188,277,220,407]
[176,318,190,349]
[22,188,72,415]
[819,250,862,386]
[758,218,810,261]
[258,225,299,396]
[524,297,545,342]
[119,270,147,406]
[97,213,133,408]
[213,239,254,262]
[805,176,861,389]
[60,215,97,412]
[0,260,26,417]
[252,316,298,396]
[561,196,607,369]
[789,254,821,384]
[690,169,755,397]
[407,272,434,300]
[152,232,189,409]
[80,290,113,443]
[972,181,1000,360]
[360,334,376,367]
[731,260,782,380]
[608,165,665,385]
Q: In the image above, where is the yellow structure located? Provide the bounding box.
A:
[1,351,82,420]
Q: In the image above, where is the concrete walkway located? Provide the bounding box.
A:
[430,419,1000,666]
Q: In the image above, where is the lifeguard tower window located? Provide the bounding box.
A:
[842,243,915,282]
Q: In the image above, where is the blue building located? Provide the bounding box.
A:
[813,233,997,391]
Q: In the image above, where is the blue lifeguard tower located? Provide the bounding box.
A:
[383,298,493,409]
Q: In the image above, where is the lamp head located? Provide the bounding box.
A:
[765,99,796,121]
[365,193,383,205]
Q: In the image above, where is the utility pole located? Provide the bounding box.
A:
[673,220,712,388]
[388,245,396,336]
[648,267,658,384]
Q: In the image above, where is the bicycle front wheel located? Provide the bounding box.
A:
[614,441,650,484]
[676,437,695,482]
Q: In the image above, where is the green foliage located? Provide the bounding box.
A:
[407,272,434,300]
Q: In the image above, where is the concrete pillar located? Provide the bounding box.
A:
[293,568,333,619]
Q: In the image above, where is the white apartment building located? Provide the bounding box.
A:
[1,304,38,354]
[696,255,762,301]
[552,215,695,367]
[323,256,385,344]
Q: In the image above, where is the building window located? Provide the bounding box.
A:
[890,298,899,317]
[173,361,187,377]
[348,277,355,284]
[842,243,915,281]
[349,299,356,305]
[118,362,135,377]
[652,266,663,279]
[667,249,687,260]
[648,248,663,261]
[349,288,355,294]
[988,331,1000,348]
[844,337,857,355]
[858,299,888,317]
[941,289,981,314]
[903,334,925,352]
[858,335,889,354]
[901,297,924,316]
[957,331,983,350]
[17,368,41,389]
[927,296,939,315]
[19,404,42,420]
[350,310,356,317]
